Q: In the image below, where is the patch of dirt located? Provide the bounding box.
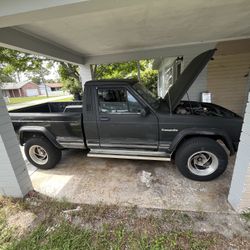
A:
[7,211,37,235]
[2,192,250,248]
[23,192,250,237]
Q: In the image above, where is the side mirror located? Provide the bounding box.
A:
[140,107,149,117]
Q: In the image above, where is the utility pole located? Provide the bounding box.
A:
[40,66,49,97]
[16,72,21,82]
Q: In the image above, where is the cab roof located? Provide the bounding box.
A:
[85,79,138,86]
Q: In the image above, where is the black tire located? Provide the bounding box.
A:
[24,137,62,170]
[175,137,228,181]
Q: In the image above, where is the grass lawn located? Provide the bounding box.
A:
[7,96,48,105]
[6,96,73,106]
[0,193,249,250]
[53,97,73,102]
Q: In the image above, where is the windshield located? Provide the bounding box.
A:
[132,83,159,108]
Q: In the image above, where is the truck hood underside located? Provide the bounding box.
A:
[164,49,216,111]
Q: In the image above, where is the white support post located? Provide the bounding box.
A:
[0,90,33,198]
[228,92,250,212]
[79,64,92,90]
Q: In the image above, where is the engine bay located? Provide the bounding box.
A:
[174,101,239,118]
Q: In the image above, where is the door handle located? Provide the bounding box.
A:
[100,117,110,121]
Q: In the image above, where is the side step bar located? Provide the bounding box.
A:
[87,149,171,161]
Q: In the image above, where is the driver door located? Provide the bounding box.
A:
[96,86,158,150]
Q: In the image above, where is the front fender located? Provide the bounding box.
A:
[170,128,235,155]
[19,126,62,149]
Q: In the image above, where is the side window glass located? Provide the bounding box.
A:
[127,91,142,113]
[98,88,128,113]
[97,88,143,114]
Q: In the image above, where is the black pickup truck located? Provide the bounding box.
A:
[10,50,243,181]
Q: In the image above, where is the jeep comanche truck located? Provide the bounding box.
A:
[9,50,243,181]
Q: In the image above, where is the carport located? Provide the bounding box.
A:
[1,0,250,212]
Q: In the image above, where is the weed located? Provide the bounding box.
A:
[242,210,250,221]
[0,195,248,249]
[0,211,16,249]
[195,211,206,221]
[180,212,192,223]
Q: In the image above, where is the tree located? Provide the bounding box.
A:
[58,62,82,99]
[30,76,41,84]
[0,47,159,99]
[91,60,158,96]
[0,67,14,82]
[0,47,44,82]
[92,60,148,80]
[25,66,50,84]
[0,47,63,99]
[141,68,158,96]
[0,47,82,98]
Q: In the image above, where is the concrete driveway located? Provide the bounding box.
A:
[25,149,235,213]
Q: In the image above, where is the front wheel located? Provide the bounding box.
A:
[175,137,228,181]
[24,137,62,169]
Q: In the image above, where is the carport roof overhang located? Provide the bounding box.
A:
[1,0,250,65]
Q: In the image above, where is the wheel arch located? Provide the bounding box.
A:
[19,126,63,149]
[170,128,235,158]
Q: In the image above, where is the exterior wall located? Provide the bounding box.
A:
[21,82,41,96]
[9,90,14,97]
[6,90,10,97]
[0,89,33,197]
[2,90,9,97]
[2,82,41,98]
[12,89,21,97]
[39,85,52,95]
[207,52,250,115]
[156,44,215,101]
[157,57,176,98]
[228,92,250,212]
[7,89,20,98]
[157,55,208,101]
[182,55,208,102]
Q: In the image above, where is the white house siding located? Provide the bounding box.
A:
[157,57,176,98]
[182,54,208,102]
[0,90,33,197]
[39,85,52,95]
[156,44,215,101]
[228,92,250,212]
[207,52,250,115]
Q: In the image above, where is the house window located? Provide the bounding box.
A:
[164,66,174,92]
[158,71,164,97]
[158,57,183,98]
[175,59,182,80]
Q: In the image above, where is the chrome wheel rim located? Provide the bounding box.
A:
[29,145,48,165]
[187,151,218,176]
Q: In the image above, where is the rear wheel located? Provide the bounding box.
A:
[175,137,228,181]
[24,137,62,169]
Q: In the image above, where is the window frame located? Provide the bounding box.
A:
[96,86,143,115]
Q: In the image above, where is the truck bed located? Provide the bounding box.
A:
[9,101,82,113]
[9,101,85,149]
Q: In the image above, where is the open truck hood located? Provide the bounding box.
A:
[164,49,216,111]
